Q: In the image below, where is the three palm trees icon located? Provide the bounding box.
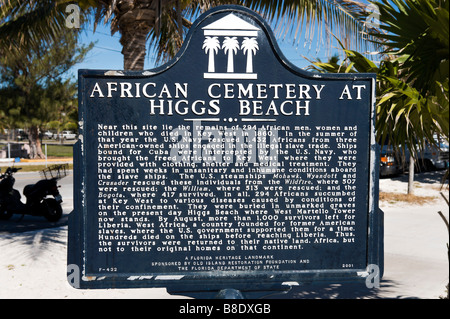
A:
[203,36,259,74]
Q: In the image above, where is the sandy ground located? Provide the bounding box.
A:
[0,171,448,299]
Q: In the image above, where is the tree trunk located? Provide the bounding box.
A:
[118,8,155,71]
[121,29,148,70]
[408,153,415,194]
[28,126,45,159]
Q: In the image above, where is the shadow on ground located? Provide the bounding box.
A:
[0,225,67,264]
[264,280,418,299]
[381,169,448,186]
[0,213,68,233]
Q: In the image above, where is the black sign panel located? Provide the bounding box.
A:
[68,5,382,293]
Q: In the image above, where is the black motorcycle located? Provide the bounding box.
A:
[0,164,67,222]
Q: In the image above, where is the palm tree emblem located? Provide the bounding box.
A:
[241,37,259,73]
[222,36,240,73]
[202,36,220,73]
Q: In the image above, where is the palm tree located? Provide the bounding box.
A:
[92,0,180,70]
[0,31,90,158]
[0,0,379,71]
[222,36,239,73]
[309,0,449,195]
[202,36,220,72]
[374,0,449,194]
[241,37,259,73]
[373,0,449,98]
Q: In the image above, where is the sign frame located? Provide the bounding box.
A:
[68,5,383,294]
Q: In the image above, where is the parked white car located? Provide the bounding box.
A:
[43,131,54,139]
[404,136,449,171]
[53,130,77,140]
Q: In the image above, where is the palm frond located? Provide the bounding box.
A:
[147,0,382,64]
[371,0,449,96]
[245,0,380,53]
[0,0,93,54]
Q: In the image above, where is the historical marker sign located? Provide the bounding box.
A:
[68,5,383,294]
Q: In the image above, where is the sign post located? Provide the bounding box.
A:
[68,5,383,298]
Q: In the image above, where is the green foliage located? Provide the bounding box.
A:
[309,45,448,156]
[372,0,449,152]
[46,144,73,157]
[0,30,92,132]
[64,121,78,131]
[0,0,93,54]
[0,26,91,158]
[371,0,449,97]
[309,0,449,158]
[46,120,61,131]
